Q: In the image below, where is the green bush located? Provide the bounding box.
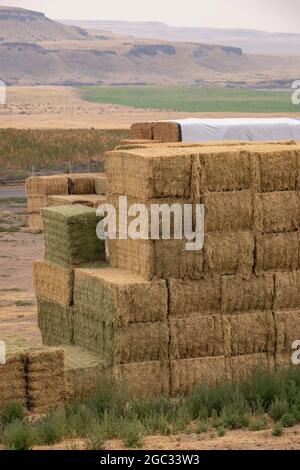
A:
[2,420,34,450]
[272,422,284,437]
[280,413,297,428]
[269,398,290,422]
[248,417,268,432]
[86,425,106,450]
[119,420,144,449]
[33,408,67,445]
[0,401,25,427]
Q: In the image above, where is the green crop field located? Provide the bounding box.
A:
[81,86,298,113]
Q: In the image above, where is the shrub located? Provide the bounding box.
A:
[2,420,34,450]
[0,401,25,427]
[248,417,268,432]
[272,422,284,437]
[86,425,106,450]
[217,427,226,437]
[119,420,144,448]
[280,413,297,428]
[269,398,290,422]
[33,408,67,445]
[196,421,208,435]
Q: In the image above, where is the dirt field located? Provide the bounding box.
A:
[1,86,299,129]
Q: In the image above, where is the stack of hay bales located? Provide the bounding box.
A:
[33,205,105,348]
[105,141,300,394]
[26,173,107,232]
[131,121,181,142]
[0,352,26,409]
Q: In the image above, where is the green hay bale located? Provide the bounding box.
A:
[37,299,74,346]
[42,205,105,268]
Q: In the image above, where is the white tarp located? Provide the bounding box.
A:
[172,117,300,142]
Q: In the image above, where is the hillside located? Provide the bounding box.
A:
[0,6,90,41]
[1,7,300,86]
[63,20,300,56]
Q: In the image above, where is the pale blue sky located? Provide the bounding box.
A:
[1,0,300,33]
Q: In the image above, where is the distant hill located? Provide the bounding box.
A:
[0,6,90,42]
[1,7,300,86]
[63,20,300,56]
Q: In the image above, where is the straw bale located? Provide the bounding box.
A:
[223,312,275,357]
[68,173,95,195]
[170,315,224,359]
[169,277,221,317]
[64,345,106,400]
[255,191,300,233]
[37,299,73,346]
[49,194,106,209]
[204,191,254,232]
[33,260,74,307]
[74,267,168,326]
[255,232,299,273]
[112,361,170,397]
[153,122,181,142]
[226,353,275,382]
[27,212,43,232]
[274,310,300,355]
[274,271,300,310]
[25,175,69,197]
[27,195,51,213]
[257,149,298,192]
[94,174,107,195]
[205,231,254,277]
[73,312,104,353]
[131,122,154,140]
[42,205,105,268]
[201,149,256,192]
[120,139,155,146]
[221,273,274,314]
[171,356,227,395]
[0,354,26,408]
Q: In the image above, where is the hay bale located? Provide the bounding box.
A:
[49,194,106,209]
[27,195,51,213]
[37,299,73,346]
[131,122,154,140]
[258,149,298,192]
[25,175,69,197]
[26,348,66,413]
[111,361,169,397]
[221,274,274,314]
[42,205,105,268]
[74,267,168,327]
[223,312,275,357]
[0,354,26,408]
[94,174,107,195]
[153,122,181,142]
[64,345,106,400]
[68,173,95,195]
[205,231,254,278]
[274,271,300,310]
[171,356,227,395]
[255,191,300,233]
[170,315,224,359]
[204,191,254,232]
[274,310,300,355]
[226,353,275,382]
[33,260,74,307]
[169,277,221,316]
[255,232,299,273]
[27,212,43,232]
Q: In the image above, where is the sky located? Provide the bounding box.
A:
[1,0,300,33]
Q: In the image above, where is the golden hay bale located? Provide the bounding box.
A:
[205,231,254,278]
[152,122,181,142]
[25,175,69,197]
[169,277,221,316]
[257,149,298,192]
[0,355,26,408]
[74,267,168,327]
[255,232,299,273]
[111,361,169,397]
[68,173,95,195]
[204,191,254,233]
[171,356,227,395]
[226,353,275,382]
[274,271,300,310]
[221,274,274,314]
[49,194,106,209]
[274,310,300,354]
[131,122,154,140]
[94,174,107,195]
[222,312,275,357]
[27,213,43,232]
[64,345,106,400]
[33,260,74,307]
[169,315,224,359]
[255,191,300,233]
[27,195,51,213]
[37,299,74,346]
